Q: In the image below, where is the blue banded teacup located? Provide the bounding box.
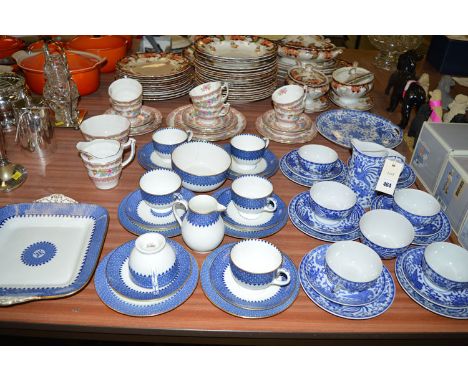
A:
[140,169,183,212]
[152,128,193,160]
[230,134,269,170]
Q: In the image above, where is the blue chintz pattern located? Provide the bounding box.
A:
[309,197,354,221]
[21,241,57,266]
[129,261,179,290]
[360,235,409,260]
[392,202,438,232]
[186,210,221,227]
[298,159,337,175]
[325,261,378,293]
[421,255,468,291]
[172,163,228,187]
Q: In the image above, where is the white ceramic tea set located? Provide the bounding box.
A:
[201,239,300,318]
[299,241,396,319]
[94,232,199,317]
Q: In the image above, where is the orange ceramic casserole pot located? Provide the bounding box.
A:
[0,36,25,59]
[14,49,106,95]
[67,35,127,73]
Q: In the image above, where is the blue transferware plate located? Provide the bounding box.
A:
[315,109,403,149]
[299,252,395,319]
[292,191,363,235]
[401,247,468,309]
[288,193,361,242]
[212,188,288,239]
[94,250,198,317]
[397,164,416,189]
[0,203,109,306]
[105,239,192,300]
[222,144,279,180]
[303,245,386,306]
[201,243,299,318]
[371,195,451,245]
[395,251,468,319]
[137,142,171,171]
[208,242,298,310]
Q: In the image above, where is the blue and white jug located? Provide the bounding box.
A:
[346,139,404,208]
[173,195,226,252]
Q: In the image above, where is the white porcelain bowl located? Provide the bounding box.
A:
[79,114,130,143]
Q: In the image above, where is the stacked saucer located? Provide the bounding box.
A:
[94,237,198,317]
[116,52,193,100]
[193,36,278,103]
[396,243,468,319]
[105,106,162,136]
[299,242,396,319]
[201,241,299,318]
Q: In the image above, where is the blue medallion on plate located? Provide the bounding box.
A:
[200,243,300,318]
[299,252,396,319]
[302,245,386,306]
[21,241,57,266]
[395,251,468,319]
[105,239,192,300]
[222,144,278,180]
[315,109,403,149]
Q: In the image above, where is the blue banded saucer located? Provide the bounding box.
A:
[201,243,299,318]
[400,247,468,309]
[137,142,172,171]
[371,195,451,245]
[288,193,361,242]
[222,144,279,180]
[292,191,363,235]
[299,253,395,319]
[94,248,198,317]
[395,251,468,319]
[105,239,192,300]
[212,188,288,239]
[303,245,386,306]
[280,150,347,187]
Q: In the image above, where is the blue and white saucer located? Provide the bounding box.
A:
[397,164,416,189]
[371,195,451,245]
[201,243,299,318]
[94,247,198,317]
[212,188,288,239]
[288,192,361,242]
[138,142,172,171]
[280,150,347,187]
[291,191,363,235]
[396,250,468,319]
[400,247,468,309]
[302,245,386,306]
[222,144,278,180]
[299,251,395,319]
[105,239,192,300]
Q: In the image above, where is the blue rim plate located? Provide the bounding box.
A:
[94,249,198,317]
[303,245,386,306]
[137,142,171,171]
[288,193,361,242]
[371,195,451,245]
[201,243,300,318]
[397,164,416,189]
[292,191,363,235]
[209,243,298,310]
[222,144,279,180]
[212,188,288,239]
[105,239,192,300]
[401,247,468,309]
[0,203,108,305]
[315,109,403,149]
[299,252,396,319]
[395,250,468,319]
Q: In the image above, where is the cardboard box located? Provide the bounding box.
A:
[427,35,468,76]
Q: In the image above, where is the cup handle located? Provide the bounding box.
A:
[263,197,277,213]
[221,82,229,103]
[271,267,291,287]
[218,103,230,117]
[185,130,193,142]
[172,199,188,227]
[263,138,270,149]
[151,269,160,293]
[121,138,136,168]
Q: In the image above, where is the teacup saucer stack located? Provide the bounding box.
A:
[116,52,193,100]
[94,233,198,316]
[193,36,278,103]
[299,241,396,319]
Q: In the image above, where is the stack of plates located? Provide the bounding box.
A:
[193,36,278,104]
[116,52,193,101]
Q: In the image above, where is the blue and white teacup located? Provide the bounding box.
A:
[152,128,193,160]
[309,181,356,221]
[421,242,468,291]
[298,144,338,174]
[230,134,269,171]
[230,239,290,289]
[325,241,383,293]
[140,169,183,212]
[359,209,415,259]
[231,175,277,220]
[392,189,441,232]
